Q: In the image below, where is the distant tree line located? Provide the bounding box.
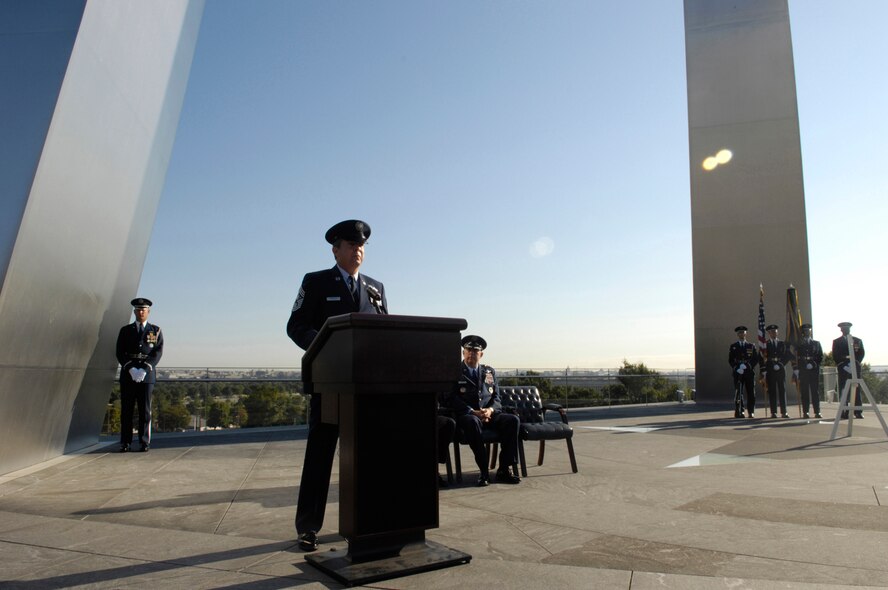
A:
[499,361,683,406]
[498,358,888,406]
[103,381,307,435]
[104,361,888,434]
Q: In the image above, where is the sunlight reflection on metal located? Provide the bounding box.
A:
[702,148,732,171]
[715,149,733,164]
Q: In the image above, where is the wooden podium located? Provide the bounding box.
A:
[301,313,471,586]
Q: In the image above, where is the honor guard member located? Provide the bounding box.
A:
[447,335,521,487]
[116,298,163,452]
[795,323,823,419]
[832,322,865,419]
[286,219,387,552]
[728,326,759,418]
[762,324,794,418]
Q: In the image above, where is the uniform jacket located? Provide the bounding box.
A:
[116,322,163,384]
[762,339,793,374]
[795,338,823,372]
[728,341,759,372]
[448,363,501,416]
[832,335,865,371]
[287,265,387,351]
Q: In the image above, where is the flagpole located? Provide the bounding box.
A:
[757,284,768,415]
[786,285,803,418]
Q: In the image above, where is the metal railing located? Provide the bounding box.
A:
[102,367,886,435]
[149,367,699,411]
[150,367,888,406]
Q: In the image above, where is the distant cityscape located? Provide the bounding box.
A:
[158,367,698,380]
[155,367,700,392]
[155,365,887,388]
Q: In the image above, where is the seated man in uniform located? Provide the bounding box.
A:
[446,335,521,486]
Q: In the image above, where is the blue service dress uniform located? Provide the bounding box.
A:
[286,265,387,535]
[728,341,759,416]
[796,338,823,416]
[762,339,794,417]
[832,334,865,416]
[447,363,519,479]
[116,322,163,449]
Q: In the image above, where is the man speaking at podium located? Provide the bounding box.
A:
[287,219,387,552]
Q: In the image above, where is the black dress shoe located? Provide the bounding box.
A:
[438,474,449,488]
[854,412,864,419]
[815,413,822,419]
[841,411,849,420]
[139,445,149,452]
[476,476,489,487]
[298,531,319,552]
[495,467,521,484]
[119,445,130,453]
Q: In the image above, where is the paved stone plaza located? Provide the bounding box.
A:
[2,403,888,589]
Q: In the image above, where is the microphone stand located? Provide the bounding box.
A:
[364,284,387,315]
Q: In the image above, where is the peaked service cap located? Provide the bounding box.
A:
[325,220,371,245]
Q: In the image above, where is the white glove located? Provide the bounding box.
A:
[773,364,781,371]
[739,363,746,370]
[793,370,799,378]
[129,368,147,383]
[806,363,813,370]
[736,366,745,375]
[843,365,852,374]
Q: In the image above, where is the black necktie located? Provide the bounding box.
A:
[347,276,358,299]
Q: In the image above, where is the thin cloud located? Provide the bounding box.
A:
[529,237,555,259]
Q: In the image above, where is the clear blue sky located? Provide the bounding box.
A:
[140,0,888,369]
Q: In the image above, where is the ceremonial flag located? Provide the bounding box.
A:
[758,284,768,395]
[786,284,803,404]
[785,284,803,352]
[757,284,767,352]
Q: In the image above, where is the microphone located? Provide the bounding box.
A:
[364,283,387,314]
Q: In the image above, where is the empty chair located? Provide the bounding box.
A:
[498,386,578,476]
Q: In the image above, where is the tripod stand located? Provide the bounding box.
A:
[829,331,888,440]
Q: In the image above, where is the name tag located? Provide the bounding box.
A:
[326,296,341,302]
